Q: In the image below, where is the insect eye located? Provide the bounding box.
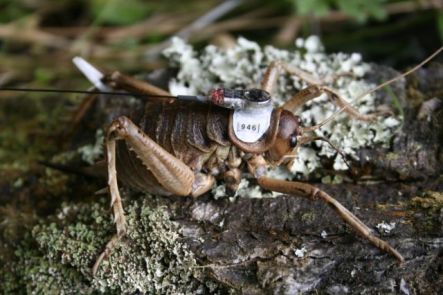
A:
[289,135,298,148]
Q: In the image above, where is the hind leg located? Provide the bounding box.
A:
[256,176,404,263]
[93,116,213,275]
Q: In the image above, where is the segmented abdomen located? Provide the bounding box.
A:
[115,100,232,194]
[137,100,231,170]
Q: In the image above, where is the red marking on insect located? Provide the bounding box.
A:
[210,88,224,105]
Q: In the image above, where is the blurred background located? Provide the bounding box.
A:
[0,0,442,84]
[0,0,442,170]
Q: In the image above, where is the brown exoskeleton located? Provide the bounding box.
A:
[72,57,416,276]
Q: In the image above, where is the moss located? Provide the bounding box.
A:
[0,95,70,173]
[410,191,443,212]
[301,212,316,224]
[407,191,443,234]
[5,197,213,294]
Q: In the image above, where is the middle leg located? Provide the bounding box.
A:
[103,71,171,98]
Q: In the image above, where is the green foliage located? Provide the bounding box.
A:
[89,0,152,25]
[438,10,443,42]
[34,68,56,84]
[290,0,388,22]
[0,0,32,23]
[291,0,331,17]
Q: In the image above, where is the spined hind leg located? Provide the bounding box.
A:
[257,176,404,263]
[93,116,211,275]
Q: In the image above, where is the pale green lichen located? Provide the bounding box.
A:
[8,198,212,294]
[211,178,281,200]
[376,221,396,235]
[77,129,104,165]
[163,36,401,176]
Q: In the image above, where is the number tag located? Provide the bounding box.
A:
[233,105,273,143]
[237,123,260,133]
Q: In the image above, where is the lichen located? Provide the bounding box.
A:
[77,129,104,165]
[376,221,396,235]
[211,178,280,200]
[294,247,307,258]
[7,197,211,294]
[163,36,401,176]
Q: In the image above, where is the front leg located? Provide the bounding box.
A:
[261,61,390,122]
[282,85,391,123]
[64,90,98,144]
[256,176,404,263]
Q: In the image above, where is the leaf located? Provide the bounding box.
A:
[34,68,55,84]
[336,0,387,23]
[0,1,31,23]
[90,0,151,26]
[293,0,331,17]
[438,10,443,42]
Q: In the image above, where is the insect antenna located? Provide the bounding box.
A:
[283,135,354,172]
[302,46,443,133]
[298,136,353,173]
